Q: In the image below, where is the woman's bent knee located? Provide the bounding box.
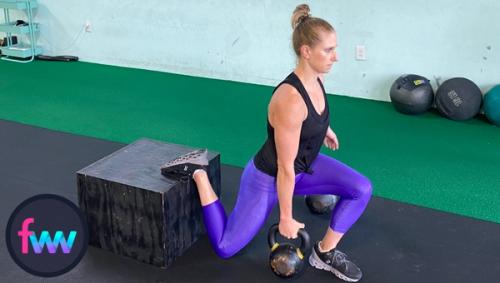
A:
[355,177,373,200]
[214,242,240,259]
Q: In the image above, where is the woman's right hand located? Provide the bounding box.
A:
[279,217,305,239]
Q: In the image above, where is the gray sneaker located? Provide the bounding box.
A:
[309,242,362,282]
[160,149,208,179]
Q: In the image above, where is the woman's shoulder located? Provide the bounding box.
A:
[269,83,307,123]
[272,83,302,106]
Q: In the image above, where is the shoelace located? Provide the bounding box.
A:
[324,249,348,270]
[333,250,348,265]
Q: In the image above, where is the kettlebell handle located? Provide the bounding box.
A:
[267,223,311,253]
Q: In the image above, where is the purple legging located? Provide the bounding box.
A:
[202,153,372,259]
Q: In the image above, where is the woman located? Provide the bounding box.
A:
[161,4,372,282]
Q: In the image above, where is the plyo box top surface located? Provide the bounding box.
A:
[77,138,218,193]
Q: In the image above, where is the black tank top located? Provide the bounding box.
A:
[254,72,330,177]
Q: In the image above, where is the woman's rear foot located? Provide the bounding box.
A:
[161,149,208,179]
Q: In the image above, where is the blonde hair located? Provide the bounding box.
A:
[291,4,335,57]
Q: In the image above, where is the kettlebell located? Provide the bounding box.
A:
[267,223,311,278]
[305,194,339,215]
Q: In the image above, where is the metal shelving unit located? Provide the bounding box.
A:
[0,0,41,63]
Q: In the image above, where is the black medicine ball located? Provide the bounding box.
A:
[390,74,434,115]
[435,78,482,121]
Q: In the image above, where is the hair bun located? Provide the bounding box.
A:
[291,4,311,29]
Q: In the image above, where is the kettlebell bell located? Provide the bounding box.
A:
[305,194,339,215]
[267,223,311,278]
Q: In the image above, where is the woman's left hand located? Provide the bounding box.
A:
[323,127,339,150]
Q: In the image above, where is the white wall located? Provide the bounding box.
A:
[4,0,500,100]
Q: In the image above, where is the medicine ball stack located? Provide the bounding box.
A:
[390,74,499,127]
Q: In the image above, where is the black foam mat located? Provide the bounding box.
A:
[1,119,499,282]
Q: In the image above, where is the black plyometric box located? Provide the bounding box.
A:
[77,138,221,268]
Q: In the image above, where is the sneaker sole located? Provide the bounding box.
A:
[161,150,208,168]
[309,251,360,282]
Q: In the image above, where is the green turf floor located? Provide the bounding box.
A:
[1,60,499,223]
